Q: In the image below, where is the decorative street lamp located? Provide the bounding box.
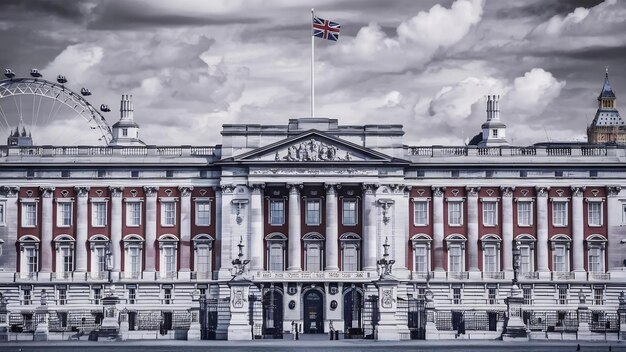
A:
[232,237,251,278]
[377,237,395,279]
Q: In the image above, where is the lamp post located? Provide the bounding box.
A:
[377,237,395,279]
[232,237,251,278]
[502,240,528,341]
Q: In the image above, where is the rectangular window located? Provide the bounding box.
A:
[483,245,497,272]
[342,199,357,225]
[164,247,176,274]
[92,202,107,227]
[128,287,136,304]
[414,201,428,226]
[269,200,284,225]
[558,287,568,305]
[58,202,72,227]
[553,245,567,272]
[588,202,602,226]
[196,245,211,273]
[23,289,32,305]
[93,287,102,305]
[343,244,358,271]
[161,202,176,226]
[488,287,497,304]
[306,244,321,271]
[22,203,37,227]
[26,248,37,273]
[122,128,128,136]
[519,246,532,273]
[96,247,107,273]
[483,201,497,226]
[0,202,4,225]
[269,244,283,271]
[97,169,106,178]
[552,201,568,226]
[195,201,211,226]
[163,288,172,304]
[517,201,532,226]
[594,287,604,305]
[415,246,428,272]
[131,170,139,178]
[126,202,141,226]
[61,247,73,273]
[522,286,533,305]
[453,287,462,305]
[449,246,462,272]
[588,247,602,273]
[61,170,70,178]
[448,201,463,226]
[58,289,67,305]
[306,199,321,226]
[129,247,140,274]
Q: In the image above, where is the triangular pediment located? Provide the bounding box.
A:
[224,130,401,164]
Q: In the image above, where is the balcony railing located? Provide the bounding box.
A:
[161,271,178,279]
[121,271,142,279]
[405,145,613,158]
[588,272,610,280]
[482,272,505,280]
[1,145,217,158]
[191,271,214,280]
[17,272,38,280]
[552,271,575,280]
[447,272,469,280]
[253,271,371,281]
[519,272,539,280]
[411,271,433,280]
[89,272,108,280]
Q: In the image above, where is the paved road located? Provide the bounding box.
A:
[1,340,624,352]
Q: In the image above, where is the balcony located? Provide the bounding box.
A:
[447,272,469,280]
[551,271,575,280]
[482,272,505,280]
[191,271,214,280]
[411,271,433,280]
[17,272,38,281]
[519,272,539,280]
[160,271,178,280]
[89,272,108,280]
[51,272,74,281]
[588,272,610,280]
[121,271,142,280]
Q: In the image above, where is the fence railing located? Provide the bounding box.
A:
[1,145,217,157]
[406,145,613,158]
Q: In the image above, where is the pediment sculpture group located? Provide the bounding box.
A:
[276,139,351,162]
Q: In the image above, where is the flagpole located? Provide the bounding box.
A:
[311,8,315,118]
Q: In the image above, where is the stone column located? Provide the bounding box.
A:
[571,187,585,273]
[501,187,514,272]
[607,186,623,271]
[110,187,123,273]
[362,184,378,271]
[535,187,549,273]
[219,185,234,275]
[250,184,264,270]
[75,187,90,273]
[287,184,302,271]
[466,187,479,272]
[432,187,445,271]
[143,186,158,273]
[179,186,193,272]
[3,187,19,273]
[39,187,55,273]
[325,184,339,271]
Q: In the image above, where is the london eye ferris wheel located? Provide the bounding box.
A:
[0,68,114,146]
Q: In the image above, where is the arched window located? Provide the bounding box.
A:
[158,234,179,279]
[446,234,466,273]
[54,235,75,279]
[303,232,324,272]
[19,235,39,279]
[515,234,536,274]
[193,234,213,279]
[340,233,361,271]
[266,233,287,271]
[550,234,572,272]
[411,234,432,273]
[586,234,607,273]
[123,234,144,279]
[89,235,110,280]
[481,234,501,273]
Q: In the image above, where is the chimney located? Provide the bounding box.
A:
[120,94,134,121]
[486,95,500,121]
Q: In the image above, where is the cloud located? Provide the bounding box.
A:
[505,68,566,116]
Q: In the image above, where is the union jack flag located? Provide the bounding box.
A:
[313,16,340,41]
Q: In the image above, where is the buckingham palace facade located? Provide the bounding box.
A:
[1,77,626,342]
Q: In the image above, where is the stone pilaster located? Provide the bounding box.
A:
[432,187,445,272]
[250,184,264,270]
[143,186,158,273]
[287,184,302,271]
[74,186,90,273]
[362,184,378,271]
[179,186,193,272]
[39,187,55,273]
[571,186,585,274]
[535,186,549,274]
[110,187,124,273]
[325,184,339,271]
[466,186,480,272]
[501,187,514,272]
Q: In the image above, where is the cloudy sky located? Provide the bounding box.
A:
[0,0,624,146]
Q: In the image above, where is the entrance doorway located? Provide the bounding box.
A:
[262,289,283,337]
[343,287,363,337]
[303,290,324,333]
